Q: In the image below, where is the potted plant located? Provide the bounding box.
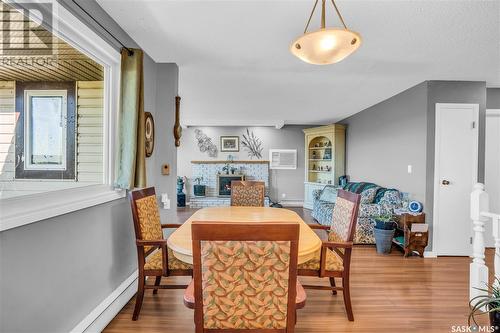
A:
[469,278,500,332]
[193,177,206,197]
[222,163,230,175]
[372,215,397,254]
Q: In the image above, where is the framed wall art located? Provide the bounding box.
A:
[220,136,239,152]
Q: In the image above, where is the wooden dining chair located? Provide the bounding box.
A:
[297,189,361,321]
[230,180,265,207]
[183,222,306,333]
[129,187,193,321]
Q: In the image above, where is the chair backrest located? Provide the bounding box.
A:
[129,187,163,254]
[191,222,299,332]
[230,180,265,207]
[329,189,361,243]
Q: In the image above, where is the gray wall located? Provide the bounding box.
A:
[177,126,307,202]
[0,200,134,333]
[487,88,500,109]
[339,82,428,203]
[156,64,180,222]
[340,80,487,251]
[0,1,179,332]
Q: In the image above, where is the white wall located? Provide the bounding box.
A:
[177,125,307,203]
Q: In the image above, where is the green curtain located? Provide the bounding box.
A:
[114,48,147,190]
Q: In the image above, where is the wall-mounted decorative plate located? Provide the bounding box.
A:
[145,112,154,157]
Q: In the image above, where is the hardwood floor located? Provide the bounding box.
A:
[104,207,488,333]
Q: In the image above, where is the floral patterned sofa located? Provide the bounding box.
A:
[311,182,403,244]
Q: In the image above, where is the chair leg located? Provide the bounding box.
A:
[132,274,145,321]
[342,276,354,321]
[153,276,161,295]
[329,277,337,295]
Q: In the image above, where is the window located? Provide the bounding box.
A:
[0,1,123,231]
[26,91,67,170]
[15,83,76,180]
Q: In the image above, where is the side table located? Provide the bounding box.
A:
[393,212,428,257]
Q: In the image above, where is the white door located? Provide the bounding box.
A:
[484,110,500,247]
[434,103,479,256]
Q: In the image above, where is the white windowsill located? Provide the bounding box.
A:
[0,185,126,232]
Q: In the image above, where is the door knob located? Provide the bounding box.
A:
[442,180,450,185]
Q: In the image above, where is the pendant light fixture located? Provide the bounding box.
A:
[290,0,362,65]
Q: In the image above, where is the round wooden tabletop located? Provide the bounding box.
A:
[167,206,322,265]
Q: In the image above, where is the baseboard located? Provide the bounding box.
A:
[424,251,437,258]
[279,200,304,207]
[70,270,138,333]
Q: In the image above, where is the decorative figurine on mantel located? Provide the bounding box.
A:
[177,176,186,207]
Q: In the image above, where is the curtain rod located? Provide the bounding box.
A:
[71,0,134,56]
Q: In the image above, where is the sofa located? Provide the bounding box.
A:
[311,182,403,244]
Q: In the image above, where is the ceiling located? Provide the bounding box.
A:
[0,1,103,81]
[96,0,500,126]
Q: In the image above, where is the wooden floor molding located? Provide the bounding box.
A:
[103,208,491,333]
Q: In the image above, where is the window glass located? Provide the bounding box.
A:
[28,95,66,168]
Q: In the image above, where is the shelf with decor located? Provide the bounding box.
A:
[302,124,346,209]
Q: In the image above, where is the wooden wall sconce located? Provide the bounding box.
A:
[173,96,182,147]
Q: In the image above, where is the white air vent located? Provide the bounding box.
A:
[269,149,297,170]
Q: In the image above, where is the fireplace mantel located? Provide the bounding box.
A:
[191,160,269,205]
[191,160,269,164]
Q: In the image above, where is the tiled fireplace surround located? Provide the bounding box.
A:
[189,161,270,208]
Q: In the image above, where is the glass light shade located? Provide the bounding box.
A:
[290,28,362,65]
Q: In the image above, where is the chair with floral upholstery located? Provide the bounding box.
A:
[298,189,361,321]
[230,180,265,207]
[183,222,306,333]
[129,187,193,321]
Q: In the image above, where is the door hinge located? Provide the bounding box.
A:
[472,121,476,129]
[470,237,473,245]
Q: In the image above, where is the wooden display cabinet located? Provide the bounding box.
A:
[302,124,346,209]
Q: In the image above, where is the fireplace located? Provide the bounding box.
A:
[218,175,245,196]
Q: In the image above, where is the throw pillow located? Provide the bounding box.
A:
[360,187,379,204]
[379,190,402,206]
[319,186,338,203]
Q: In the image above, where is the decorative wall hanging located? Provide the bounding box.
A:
[173,96,182,147]
[194,129,218,157]
[220,136,240,152]
[145,112,154,157]
[241,128,263,159]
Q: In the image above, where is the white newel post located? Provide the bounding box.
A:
[470,183,490,303]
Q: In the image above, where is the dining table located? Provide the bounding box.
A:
[167,206,322,265]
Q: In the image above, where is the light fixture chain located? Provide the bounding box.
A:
[330,0,348,29]
[304,0,319,34]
